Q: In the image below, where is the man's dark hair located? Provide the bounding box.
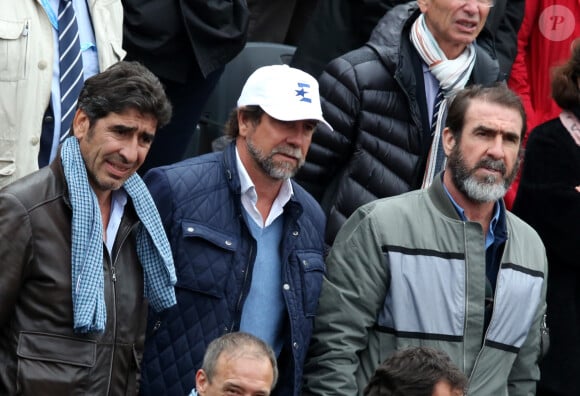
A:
[445,83,526,144]
[77,61,172,129]
[225,105,265,138]
[363,347,467,396]
[551,40,580,111]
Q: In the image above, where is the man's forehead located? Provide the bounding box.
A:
[465,99,522,121]
[464,99,523,136]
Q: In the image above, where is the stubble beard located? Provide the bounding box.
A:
[246,137,304,180]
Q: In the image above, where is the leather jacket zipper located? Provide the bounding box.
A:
[105,222,138,394]
[103,246,117,396]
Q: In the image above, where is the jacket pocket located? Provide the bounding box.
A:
[297,251,326,317]
[16,331,96,395]
[0,138,16,177]
[177,220,238,298]
[0,18,28,81]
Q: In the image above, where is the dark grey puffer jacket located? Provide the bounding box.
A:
[296,3,500,245]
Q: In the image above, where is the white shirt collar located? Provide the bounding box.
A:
[235,147,293,228]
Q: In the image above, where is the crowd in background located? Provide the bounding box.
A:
[0,1,579,395]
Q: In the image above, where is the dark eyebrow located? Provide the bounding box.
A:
[110,124,155,142]
[110,124,137,133]
[141,131,156,142]
[504,128,521,140]
[474,125,520,141]
[473,125,496,134]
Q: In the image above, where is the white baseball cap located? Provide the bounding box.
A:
[237,64,332,130]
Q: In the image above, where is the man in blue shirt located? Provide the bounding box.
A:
[140,65,328,396]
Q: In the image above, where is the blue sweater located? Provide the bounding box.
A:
[239,213,285,355]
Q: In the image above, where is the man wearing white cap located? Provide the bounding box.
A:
[139,65,328,396]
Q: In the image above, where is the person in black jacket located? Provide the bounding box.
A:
[246,0,318,45]
[121,0,249,173]
[291,0,524,80]
[296,1,500,245]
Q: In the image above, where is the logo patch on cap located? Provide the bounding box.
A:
[295,82,312,103]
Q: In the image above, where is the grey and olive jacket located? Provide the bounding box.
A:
[302,175,547,396]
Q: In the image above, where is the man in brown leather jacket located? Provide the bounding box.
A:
[0,61,176,395]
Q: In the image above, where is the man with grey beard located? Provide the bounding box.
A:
[303,84,548,396]
[139,65,329,396]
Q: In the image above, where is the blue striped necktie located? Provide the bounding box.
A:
[58,0,84,141]
[431,88,447,172]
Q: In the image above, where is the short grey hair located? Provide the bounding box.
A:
[201,332,278,390]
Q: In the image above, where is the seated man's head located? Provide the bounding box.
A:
[225,65,330,181]
[72,61,172,194]
[196,332,278,396]
[418,0,493,59]
[364,346,467,396]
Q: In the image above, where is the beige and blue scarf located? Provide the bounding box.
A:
[410,13,476,187]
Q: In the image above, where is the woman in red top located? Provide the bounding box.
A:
[506,0,580,207]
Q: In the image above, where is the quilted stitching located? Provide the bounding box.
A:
[140,145,326,396]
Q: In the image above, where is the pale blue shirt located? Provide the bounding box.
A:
[105,188,128,255]
[235,147,289,354]
[235,148,293,227]
[40,0,99,162]
[184,151,292,396]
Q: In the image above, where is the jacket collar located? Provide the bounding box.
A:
[428,173,463,220]
[49,150,71,208]
[223,140,243,194]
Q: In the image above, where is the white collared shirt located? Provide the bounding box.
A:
[235,148,293,228]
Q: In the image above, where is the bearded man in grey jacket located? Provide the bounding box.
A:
[303,84,548,396]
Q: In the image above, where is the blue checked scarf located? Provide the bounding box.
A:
[61,137,177,333]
